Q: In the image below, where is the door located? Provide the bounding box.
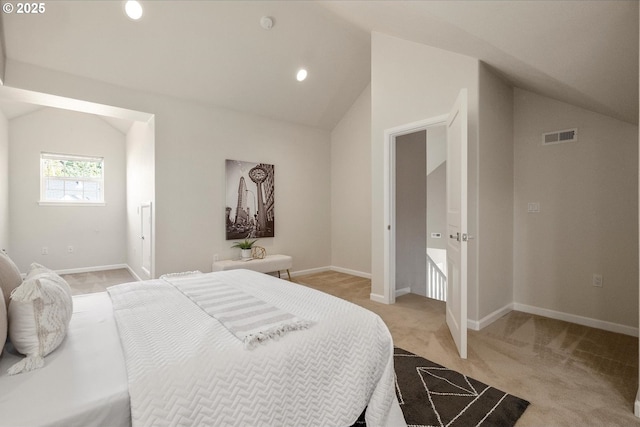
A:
[446,89,468,359]
[141,203,152,278]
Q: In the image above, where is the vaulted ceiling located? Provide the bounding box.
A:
[1,1,638,128]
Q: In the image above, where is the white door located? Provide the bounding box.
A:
[446,89,468,359]
[141,203,152,278]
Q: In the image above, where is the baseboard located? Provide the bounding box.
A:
[329,266,371,279]
[125,265,143,282]
[291,265,372,279]
[469,303,514,331]
[456,301,637,336]
[55,264,130,276]
[513,303,639,337]
[395,287,411,297]
[290,266,331,278]
[370,293,387,304]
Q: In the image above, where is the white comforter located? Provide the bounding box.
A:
[0,293,130,427]
[108,269,402,427]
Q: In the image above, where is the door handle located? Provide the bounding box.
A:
[449,232,473,242]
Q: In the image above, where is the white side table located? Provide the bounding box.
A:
[212,254,293,281]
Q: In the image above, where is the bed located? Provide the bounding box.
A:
[0,268,406,427]
[0,292,130,427]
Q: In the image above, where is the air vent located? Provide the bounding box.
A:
[542,128,577,145]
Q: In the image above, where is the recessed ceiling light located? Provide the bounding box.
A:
[296,69,308,82]
[125,0,143,20]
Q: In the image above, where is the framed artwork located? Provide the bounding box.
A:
[225,159,275,240]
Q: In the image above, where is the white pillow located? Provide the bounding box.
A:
[27,262,55,277]
[0,251,22,313]
[7,267,73,375]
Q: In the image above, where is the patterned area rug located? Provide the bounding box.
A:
[354,347,530,426]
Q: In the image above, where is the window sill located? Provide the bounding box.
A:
[38,201,106,207]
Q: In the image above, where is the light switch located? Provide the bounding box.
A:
[527,202,540,213]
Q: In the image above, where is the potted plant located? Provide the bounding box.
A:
[231,239,258,260]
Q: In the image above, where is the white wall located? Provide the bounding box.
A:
[477,62,514,320]
[0,21,5,85]
[371,32,481,318]
[514,88,638,328]
[5,61,332,276]
[637,6,640,416]
[396,131,427,295]
[126,119,155,279]
[427,162,446,251]
[153,96,331,275]
[330,85,372,276]
[9,107,127,272]
[426,125,446,175]
[426,125,447,252]
[0,111,8,252]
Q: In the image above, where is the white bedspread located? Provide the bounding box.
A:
[0,292,130,427]
[165,273,313,348]
[108,269,402,427]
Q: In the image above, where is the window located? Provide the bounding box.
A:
[40,152,104,205]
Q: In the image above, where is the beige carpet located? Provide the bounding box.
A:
[295,271,640,427]
[61,268,137,295]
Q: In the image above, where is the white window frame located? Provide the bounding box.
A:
[39,152,106,206]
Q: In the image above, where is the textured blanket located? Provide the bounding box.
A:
[163,273,313,349]
[108,269,401,427]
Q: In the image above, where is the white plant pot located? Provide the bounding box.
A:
[241,249,252,260]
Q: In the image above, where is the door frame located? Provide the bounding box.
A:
[140,201,153,279]
[383,115,448,304]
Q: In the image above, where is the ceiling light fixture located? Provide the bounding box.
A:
[124,0,143,20]
[296,69,308,82]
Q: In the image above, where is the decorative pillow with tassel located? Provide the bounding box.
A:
[7,264,73,375]
[0,250,23,313]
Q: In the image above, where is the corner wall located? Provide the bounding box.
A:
[330,85,372,276]
[370,32,481,319]
[637,6,640,416]
[0,111,8,252]
[426,125,447,252]
[0,14,5,85]
[513,88,638,329]
[427,163,446,251]
[8,107,127,272]
[396,131,426,295]
[476,63,514,323]
[5,61,332,276]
